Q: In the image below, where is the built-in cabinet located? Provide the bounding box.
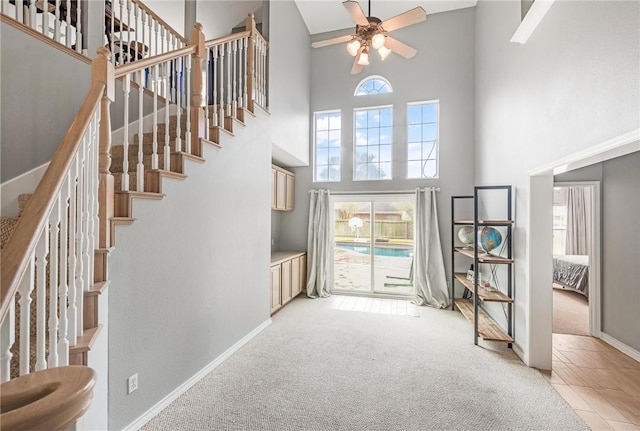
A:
[271,165,294,211]
[271,251,306,315]
[451,186,514,347]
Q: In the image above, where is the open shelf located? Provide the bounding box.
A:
[454,247,514,264]
[454,273,513,303]
[453,219,514,226]
[454,299,513,343]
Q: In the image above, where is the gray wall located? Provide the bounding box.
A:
[268,0,311,166]
[196,0,263,40]
[556,153,640,351]
[474,0,639,357]
[278,7,477,287]
[0,22,91,182]
[108,115,272,430]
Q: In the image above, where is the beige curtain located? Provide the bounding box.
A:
[565,187,589,255]
[306,190,332,298]
[413,188,449,308]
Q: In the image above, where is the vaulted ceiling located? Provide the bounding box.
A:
[294,0,477,35]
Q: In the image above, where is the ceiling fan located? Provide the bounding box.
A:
[311,0,427,75]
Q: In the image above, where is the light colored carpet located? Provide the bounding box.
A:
[553,286,590,336]
[143,297,588,431]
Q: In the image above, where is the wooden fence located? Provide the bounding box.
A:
[335,219,413,240]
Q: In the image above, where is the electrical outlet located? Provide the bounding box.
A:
[128,373,138,394]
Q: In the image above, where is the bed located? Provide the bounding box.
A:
[553,255,589,297]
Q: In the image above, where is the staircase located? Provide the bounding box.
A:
[0,12,268,429]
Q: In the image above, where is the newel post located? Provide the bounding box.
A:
[245,13,256,113]
[190,22,206,145]
[92,47,115,249]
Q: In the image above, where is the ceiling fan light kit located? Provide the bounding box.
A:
[311,0,427,74]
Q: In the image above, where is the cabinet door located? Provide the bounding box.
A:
[291,256,300,296]
[271,265,281,313]
[271,168,277,210]
[285,174,295,211]
[299,254,307,295]
[281,259,292,304]
[276,171,286,210]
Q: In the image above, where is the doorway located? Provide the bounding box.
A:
[331,194,415,297]
[551,183,600,337]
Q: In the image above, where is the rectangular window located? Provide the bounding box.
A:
[314,111,341,182]
[407,101,439,179]
[354,106,393,181]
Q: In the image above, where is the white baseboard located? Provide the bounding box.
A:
[512,343,529,367]
[123,318,273,431]
[599,332,640,362]
[1,163,49,217]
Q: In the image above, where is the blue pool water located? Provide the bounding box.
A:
[337,243,412,258]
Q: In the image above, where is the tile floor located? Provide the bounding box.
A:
[329,295,421,317]
[540,333,640,430]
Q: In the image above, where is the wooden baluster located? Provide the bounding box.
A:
[34,224,49,371]
[75,139,86,338]
[219,43,225,128]
[185,53,191,154]
[54,0,60,43]
[18,259,34,375]
[204,49,210,138]
[232,39,237,118]
[211,46,218,128]
[245,14,255,113]
[226,42,232,119]
[154,19,159,57]
[42,0,49,36]
[165,25,170,57]
[95,47,115,250]
[140,10,147,87]
[175,57,182,153]
[190,22,205,146]
[16,0,24,26]
[152,64,159,169]
[67,155,78,344]
[74,0,81,53]
[133,3,139,66]
[137,68,145,191]
[57,172,70,365]
[118,0,125,64]
[242,37,248,110]
[163,62,170,171]
[126,0,132,64]
[109,0,115,61]
[47,195,60,368]
[65,0,71,47]
[28,0,36,30]
[89,113,98,285]
[122,76,130,190]
[0,299,14,382]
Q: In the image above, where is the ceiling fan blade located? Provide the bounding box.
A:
[380,7,426,32]
[343,1,369,27]
[351,56,364,75]
[311,34,354,48]
[385,37,418,59]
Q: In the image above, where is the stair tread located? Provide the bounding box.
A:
[70,325,102,354]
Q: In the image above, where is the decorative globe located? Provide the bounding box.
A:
[479,226,502,253]
[457,225,474,247]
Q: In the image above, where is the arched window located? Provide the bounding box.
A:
[354,75,393,96]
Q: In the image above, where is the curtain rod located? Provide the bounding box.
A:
[309,188,440,195]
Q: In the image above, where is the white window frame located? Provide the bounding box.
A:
[406,100,440,180]
[313,109,342,183]
[353,105,394,182]
[354,75,393,96]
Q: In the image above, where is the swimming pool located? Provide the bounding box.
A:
[336,243,413,258]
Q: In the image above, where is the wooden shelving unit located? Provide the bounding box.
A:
[450,186,514,346]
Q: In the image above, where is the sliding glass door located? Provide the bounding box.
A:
[332,195,415,296]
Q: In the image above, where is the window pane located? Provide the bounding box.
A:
[380,108,392,127]
[368,128,380,145]
[407,161,422,178]
[380,127,392,144]
[355,111,367,128]
[355,147,368,162]
[379,162,392,179]
[408,143,422,160]
[422,123,437,141]
[355,130,367,146]
[408,125,422,143]
[355,76,393,96]
[422,103,437,123]
[406,102,439,179]
[329,113,341,129]
[379,145,392,162]
[367,110,380,128]
[315,111,341,182]
[368,147,378,161]
[408,106,422,124]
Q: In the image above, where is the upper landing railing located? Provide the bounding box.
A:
[0,0,186,66]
